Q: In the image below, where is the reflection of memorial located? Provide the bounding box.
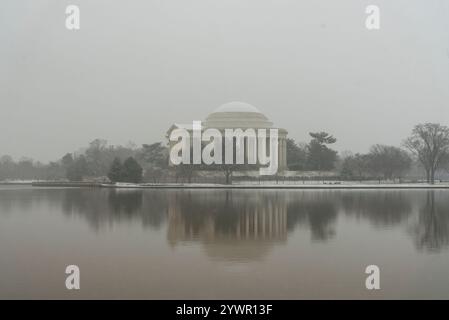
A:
[21,188,448,254]
[234,204,287,240]
[166,191,287,261]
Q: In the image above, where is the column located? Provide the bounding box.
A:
[282,137,287,170]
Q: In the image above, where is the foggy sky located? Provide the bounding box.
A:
[1,0,449,162]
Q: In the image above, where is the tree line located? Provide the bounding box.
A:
[287,123,449,183]
[286,123,449,183]
[1,123,449,184]
[60,139,167,183]
[0,139,163,183]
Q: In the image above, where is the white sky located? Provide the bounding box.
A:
[1,0,449,162]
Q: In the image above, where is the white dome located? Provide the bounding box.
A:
[204,101,273,129]
[214,101,260,113]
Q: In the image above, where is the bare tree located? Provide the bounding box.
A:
[403,123,449,184]
[366,145,412,181]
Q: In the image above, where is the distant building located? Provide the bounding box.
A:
[166,101,288,173]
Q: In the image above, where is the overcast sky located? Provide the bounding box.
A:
[1,0,449,162]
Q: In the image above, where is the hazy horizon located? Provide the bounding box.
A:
[2,0,449,162]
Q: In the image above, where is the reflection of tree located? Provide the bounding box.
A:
[341,191,412,227]
[6,187,449,255]
[108,190,143,215]
[0,188,35,215]
[410,191,449,252]
[61,189,167,231]
[140,191,169,229]
[286,192,337,241]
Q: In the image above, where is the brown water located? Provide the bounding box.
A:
[0,186,449,299]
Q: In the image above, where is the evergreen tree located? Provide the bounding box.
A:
[122,157,143,183]
[306,132,338,171]
[108,157,124,183]
[286,138,307,170]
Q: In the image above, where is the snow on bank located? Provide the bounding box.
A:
[0,180,34,185]
[101,182,449,189]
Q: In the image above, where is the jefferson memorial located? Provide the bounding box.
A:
[167,101,288,173]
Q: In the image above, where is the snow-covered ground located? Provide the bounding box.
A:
[6,180,448,189]
[101,182,449,189]
[0,180,34,184]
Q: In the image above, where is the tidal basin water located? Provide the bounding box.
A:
[1,186,449,299]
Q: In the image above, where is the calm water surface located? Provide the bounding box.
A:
[1,186,449,299]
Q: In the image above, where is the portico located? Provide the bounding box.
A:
[167,101,288,173]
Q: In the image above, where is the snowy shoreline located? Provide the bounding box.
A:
[2,180,449,190]
[23,181,449,190]
[101,183,449,190]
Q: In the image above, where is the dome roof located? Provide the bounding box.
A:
[214,101,260,113]
[204,101,273,129]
